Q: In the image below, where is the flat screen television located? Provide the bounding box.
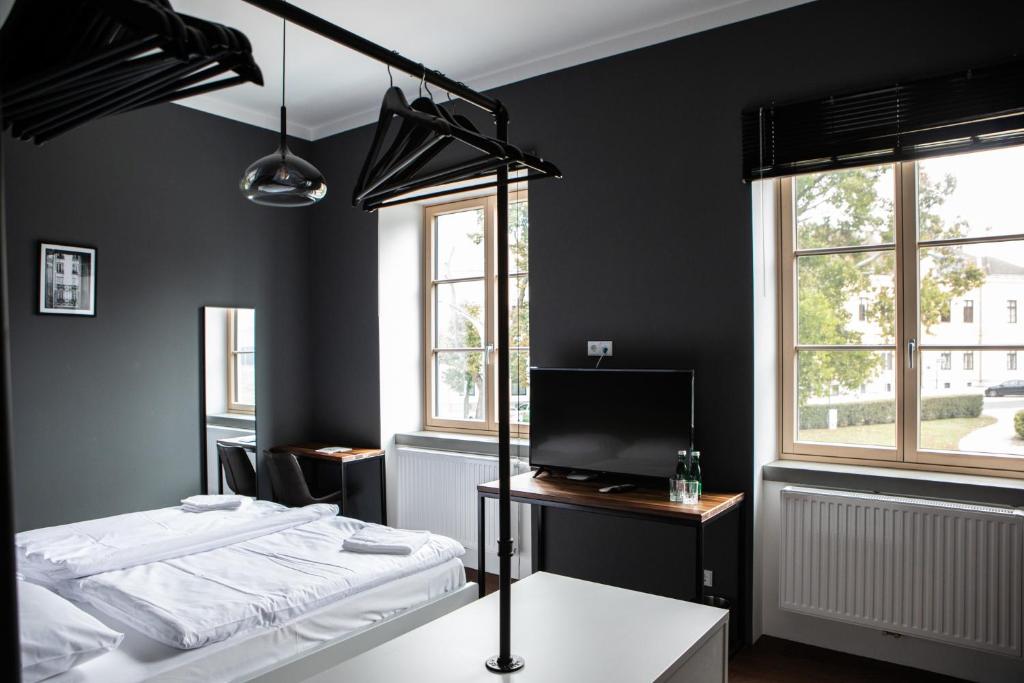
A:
[529,368,695,479]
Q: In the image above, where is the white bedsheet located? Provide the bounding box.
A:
[49,558,466,683]
[16,501,336,582]
[64,515,465,649]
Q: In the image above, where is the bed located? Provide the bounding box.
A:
[15,499,474,682]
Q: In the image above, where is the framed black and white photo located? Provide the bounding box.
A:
[38,243,96,316]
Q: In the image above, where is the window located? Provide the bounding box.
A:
[228,309,255,413]
[424,192,529,435]
[55,259,64,274]
[1009,300,1018,324]
[780,146,1024,474]
[963,299,974,323]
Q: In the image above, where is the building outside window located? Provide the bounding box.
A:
[778,145,1024,475]
[424,190,529,435]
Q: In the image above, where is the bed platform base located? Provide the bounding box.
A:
[246,582,477,682]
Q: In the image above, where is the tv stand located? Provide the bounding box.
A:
[477,471,745,652]
[565,470,600,481]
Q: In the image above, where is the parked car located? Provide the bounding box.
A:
[985,380,1024,397]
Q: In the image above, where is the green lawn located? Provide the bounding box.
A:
[799,416,997,450]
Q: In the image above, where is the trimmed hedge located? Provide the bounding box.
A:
[1016,411,1024,439]
[800,394,983,430]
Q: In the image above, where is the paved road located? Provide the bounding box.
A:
[957,396,1024,455]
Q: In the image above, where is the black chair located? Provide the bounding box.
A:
[265,451,342,508]
[217,444,257,497]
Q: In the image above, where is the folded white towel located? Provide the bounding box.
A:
[342,525,430,556]
[180,495,251,512]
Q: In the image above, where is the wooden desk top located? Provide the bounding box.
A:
[478,471,743,523]
[269,443,385,464]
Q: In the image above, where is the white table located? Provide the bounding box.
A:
[299,571,729,683]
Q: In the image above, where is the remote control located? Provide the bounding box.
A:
[598,484,636,494]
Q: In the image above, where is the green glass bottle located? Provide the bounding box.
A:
[675,450,690,480]
[690,450,702,497]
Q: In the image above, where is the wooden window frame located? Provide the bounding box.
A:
[423,193,530,437]
[778,160,1024,478]
[227,308,255,415]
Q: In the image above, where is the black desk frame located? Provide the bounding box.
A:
[477,489,745,646]
[303,451,387,526]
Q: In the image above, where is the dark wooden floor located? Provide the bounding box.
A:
[464,567,499,595]
[468,571,962,682]
[731,636,965,682]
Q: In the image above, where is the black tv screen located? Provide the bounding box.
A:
[529,368,694,479]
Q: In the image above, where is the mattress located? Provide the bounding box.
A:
[63,515,465,649]
[48,558,466,683]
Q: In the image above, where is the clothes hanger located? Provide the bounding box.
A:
[0,0,262,144]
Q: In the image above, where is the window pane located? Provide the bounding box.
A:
[797,349,895,447]
[509,275,529,349]
[510,350,530,424]
[234,352,255,406]
[795,165,894,250]
[435,281,485,349]
[918,241,1024,347]
[918,350,1022,457]
[234,309,255,352]
[797,251,895,345]
[434,351,485,421]
[509,199,528,275]
[435,208,485,280]
[918,146,1024,242]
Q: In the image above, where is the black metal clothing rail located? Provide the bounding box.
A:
[240,0,524,671]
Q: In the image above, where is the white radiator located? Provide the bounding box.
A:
[395,447,530,576]
[780,486,1023,657]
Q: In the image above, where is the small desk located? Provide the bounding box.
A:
[298,572,729,683]
[477,472,744,643]
[269,443,387,524]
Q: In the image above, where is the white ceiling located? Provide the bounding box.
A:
[173,0,813,140]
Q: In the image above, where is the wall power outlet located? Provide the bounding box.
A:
[587,341,613,357]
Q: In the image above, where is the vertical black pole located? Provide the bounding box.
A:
[0,129,23,678]
[486,104,524,673]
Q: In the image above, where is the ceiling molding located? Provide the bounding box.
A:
[176,0,814,141]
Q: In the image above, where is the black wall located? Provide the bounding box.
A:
[303,0,1024,642]
[4,105,314,530]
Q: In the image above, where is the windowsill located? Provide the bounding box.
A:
[395,431,529,459]
[763,459,1024,506]
[207,412,256,429]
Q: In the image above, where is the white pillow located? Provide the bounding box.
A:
[18,580,123,682]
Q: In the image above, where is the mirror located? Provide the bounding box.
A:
[202,307,257,496]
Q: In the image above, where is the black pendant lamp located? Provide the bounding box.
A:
[240,20,326,206]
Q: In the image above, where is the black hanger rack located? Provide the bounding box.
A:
[238,1,559,673]
[0,0,263,144]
